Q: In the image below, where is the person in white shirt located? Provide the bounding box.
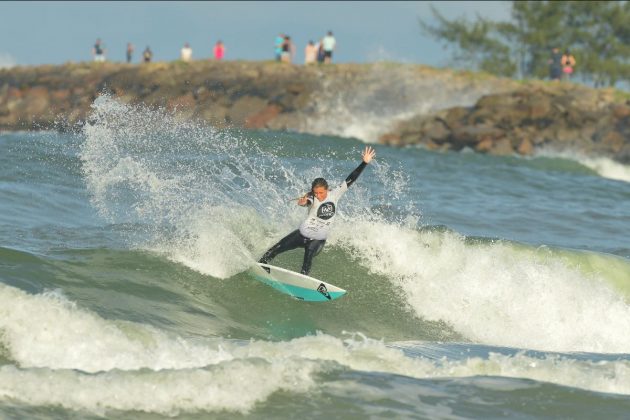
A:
[321,31,336,63]
[180,43,193,62]
[259,146,376,275]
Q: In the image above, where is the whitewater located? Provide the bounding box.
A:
[0,95,629,418]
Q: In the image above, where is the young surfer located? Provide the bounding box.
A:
[259,146,376,275]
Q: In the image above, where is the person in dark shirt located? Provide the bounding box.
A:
[93,38,106,62]
[549,47,562,81]
[143,46,153,63]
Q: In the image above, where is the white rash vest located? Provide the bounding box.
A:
[298,181,349,240]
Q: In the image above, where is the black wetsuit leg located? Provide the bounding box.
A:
[259,229,326,275]
[301,239,326,275]
[259,230,304,264]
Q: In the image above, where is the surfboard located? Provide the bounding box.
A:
[249,263,346,302]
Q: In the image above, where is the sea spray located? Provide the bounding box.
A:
[80,95,298,277]
[304,63,501,142]
[79,95,418,278]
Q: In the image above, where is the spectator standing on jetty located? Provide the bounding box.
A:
[548,47,562,81]
[143,46,153,63]
[274,33,284,61]
[214,40,225,60]
[561,50,576,80]
[316,39,325,64]
[126,43,134,63]
[93,38,106,62]
[322,31,336,63]
[281,35,295,63]
[305,40,317,64]
[181,42,193,62]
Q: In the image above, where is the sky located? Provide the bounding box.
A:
[0,1,511,68]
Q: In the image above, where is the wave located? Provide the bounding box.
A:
[331,222,630,354]
[76,96,630,355]
[534,150,630,183]
[1,282,630,416]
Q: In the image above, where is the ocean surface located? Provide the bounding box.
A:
[1,96,630,419]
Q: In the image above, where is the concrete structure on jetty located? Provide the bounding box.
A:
[0,60,629,163]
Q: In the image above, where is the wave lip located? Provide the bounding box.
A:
[535,149,630,183]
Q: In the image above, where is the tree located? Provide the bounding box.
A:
[420,1,630,86]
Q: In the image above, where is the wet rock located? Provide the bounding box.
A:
[517,137,534,155]
[379,84,630,163]
[228,95,268,125]
[245,104,282,129]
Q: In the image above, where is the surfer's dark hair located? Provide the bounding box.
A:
[311,178,328,190]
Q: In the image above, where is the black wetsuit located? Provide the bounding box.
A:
[259,161,368,275]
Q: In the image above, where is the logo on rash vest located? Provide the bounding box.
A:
[317,283,331,300]
[317,202,336,220]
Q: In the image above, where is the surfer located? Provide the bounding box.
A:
[259,146,376,275]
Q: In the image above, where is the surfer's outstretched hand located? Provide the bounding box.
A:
[362,146,376,164]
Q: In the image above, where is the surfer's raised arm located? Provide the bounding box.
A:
[345,146,376,187]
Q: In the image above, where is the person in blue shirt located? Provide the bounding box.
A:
[274,33,285,62]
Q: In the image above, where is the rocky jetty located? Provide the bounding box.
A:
[380,84,630,163]
[0,61,628,162]
[0,61,513,134]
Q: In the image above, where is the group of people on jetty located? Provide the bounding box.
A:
[274,31,336,64]
[91,30,336,65]
[549,47,576,81]
[93,38,225,63]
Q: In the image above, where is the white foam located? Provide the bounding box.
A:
[578,156,630,183]
[332,221,630,354]
[0,360,317,416]
[1,323,630,415]
[2,283,630,414]
[536,150,630,183]
[80,96,303,278]
[0,284,234,372]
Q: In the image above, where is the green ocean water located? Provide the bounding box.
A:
[1,96,630,418]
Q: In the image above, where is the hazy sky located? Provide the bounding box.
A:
[0,1,511,67]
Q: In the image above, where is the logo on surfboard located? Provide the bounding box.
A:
[317,283,331,300]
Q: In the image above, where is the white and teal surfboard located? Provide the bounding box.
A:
[250,263,346,302]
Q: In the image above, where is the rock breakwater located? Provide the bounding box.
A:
[0,61,514,137]
[0,61,628,162]
[380,84,630,163]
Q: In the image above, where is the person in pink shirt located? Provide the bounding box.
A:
[213,40,225,60]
